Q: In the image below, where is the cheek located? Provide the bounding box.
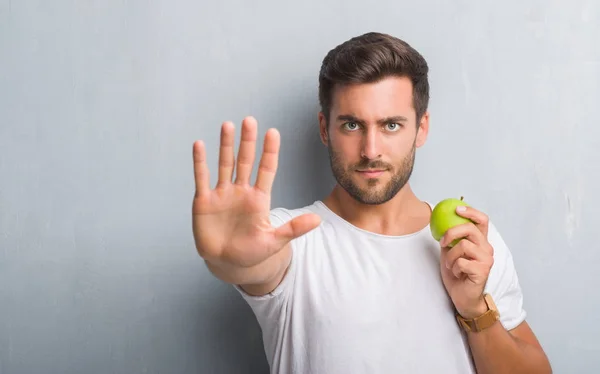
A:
[381,136,403,151]
[383,136,414,159]
[330,136,359,159]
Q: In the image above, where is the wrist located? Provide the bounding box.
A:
[456,294,501,333]
[457,297,489,319]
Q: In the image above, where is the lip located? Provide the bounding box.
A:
[356,169,386,178]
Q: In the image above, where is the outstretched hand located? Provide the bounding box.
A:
[192,116,321,269]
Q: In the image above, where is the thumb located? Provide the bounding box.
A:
[273,213,321,247]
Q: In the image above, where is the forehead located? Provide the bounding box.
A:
[330,76,415,120]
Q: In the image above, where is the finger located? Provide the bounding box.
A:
[451,258,489,284]
[255,128,280,194]
[217,121,236,188]
[455,205,489,237]
[234,116,258,185]
[451,258,477,278]
[272,213,321,249]
[444,239,487,270]
[441,222,484,248]
[193,140,210,197]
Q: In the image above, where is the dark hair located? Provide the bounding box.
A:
[318,32,430,125]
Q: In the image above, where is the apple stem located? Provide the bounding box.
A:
[460,196,464,201]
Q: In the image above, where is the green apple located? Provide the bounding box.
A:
[430,196,472,246]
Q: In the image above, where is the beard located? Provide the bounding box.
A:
[327,138,416,205]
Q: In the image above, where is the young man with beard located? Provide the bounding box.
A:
[191,32,552,373]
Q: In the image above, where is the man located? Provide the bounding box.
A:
[192,32,552,373]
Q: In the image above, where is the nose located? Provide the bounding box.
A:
[360,128,381,160]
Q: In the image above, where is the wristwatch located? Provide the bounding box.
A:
[456,293,500,333]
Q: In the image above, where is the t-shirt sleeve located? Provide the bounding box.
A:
[484,221,528,330]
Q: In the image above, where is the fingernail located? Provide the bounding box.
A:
[456,206,467,213]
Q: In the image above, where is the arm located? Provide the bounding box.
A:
[439,205,551,374]
[192,117,319,297]
[467,314,552,373]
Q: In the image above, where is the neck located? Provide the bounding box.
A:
[322,183,431,236]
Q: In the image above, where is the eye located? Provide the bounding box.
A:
[343,122,360,131]
[385,123,401,132]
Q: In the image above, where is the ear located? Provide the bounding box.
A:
[318,112,329,146]
[415,111,430,148]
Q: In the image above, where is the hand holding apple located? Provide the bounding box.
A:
[430,198,495,319]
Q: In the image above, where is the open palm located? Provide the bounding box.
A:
[192,117,320,268]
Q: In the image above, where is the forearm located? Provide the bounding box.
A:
[467,322,551,374]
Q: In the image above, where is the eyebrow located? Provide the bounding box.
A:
[336,114,409,125]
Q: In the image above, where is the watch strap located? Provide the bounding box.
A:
[456,293,500,333]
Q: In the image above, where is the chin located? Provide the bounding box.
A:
[360,177,386,188]
[351,186,392,204]
[354,193,395,206]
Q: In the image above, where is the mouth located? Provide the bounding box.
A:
[356,169,386,178]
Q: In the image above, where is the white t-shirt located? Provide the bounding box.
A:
[235,200,527,374]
